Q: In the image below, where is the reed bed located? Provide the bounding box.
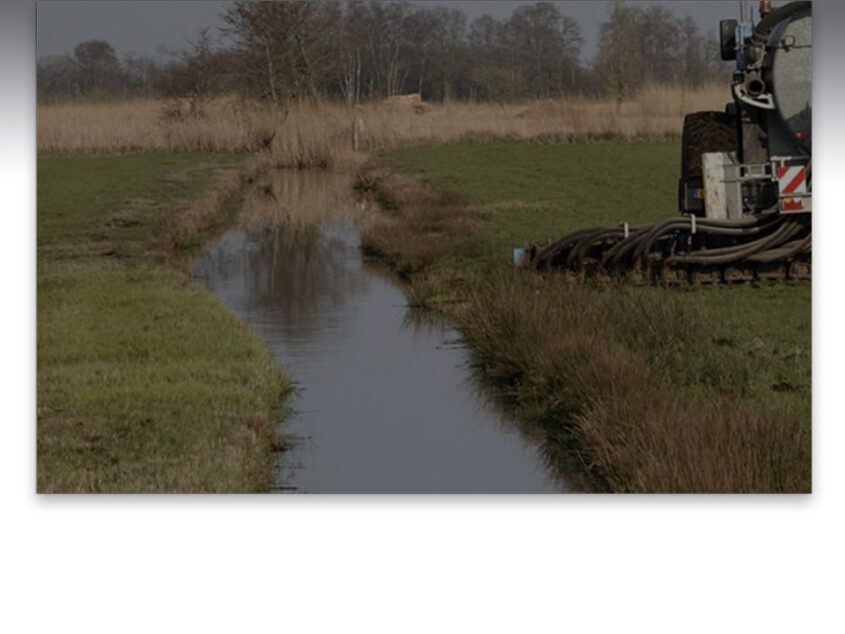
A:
[37,83,729,167]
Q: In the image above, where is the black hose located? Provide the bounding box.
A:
[601,226,653,264]
[747,234,811,262]
[632,215,785,262]
[606,220,779,270]
[566,228,624,269]
[666,219,806,265]
[530,212,808,274]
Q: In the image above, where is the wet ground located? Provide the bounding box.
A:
[193,170,568,493]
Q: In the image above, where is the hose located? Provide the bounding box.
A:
[528,213,809,274]
[665,218,807,265]
[747,233,811,262]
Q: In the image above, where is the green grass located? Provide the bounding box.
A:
[368,140,811,492]
[385,141,678,254]
[38,153,236,268]
[380,141,810,412]
[38,152,290,493]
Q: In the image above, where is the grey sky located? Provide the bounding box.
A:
[36,1,738,63]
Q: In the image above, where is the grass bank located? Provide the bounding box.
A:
[359,140,811,493]
[38,152,291,493]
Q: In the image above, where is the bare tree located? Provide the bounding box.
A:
[73,40,122,95]
[468,14,503,52]
[504,3,582,98]
[222,1,341,105]
[37,54,81,100]
[594,2,728,104]
[122,52,160,97]
[467,14,522,101]
[338,1,368,104]
[155,28,231,117]
[428,7,467,101]
[595,2,648,107]
[361,1,412,98]
[678,16,712,88]
[638,4,680,84]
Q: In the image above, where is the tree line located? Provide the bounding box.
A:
[37,1,727,105]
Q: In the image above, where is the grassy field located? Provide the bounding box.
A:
[36,88,810,493]
[38,152,291,493]
[361,140,811,492]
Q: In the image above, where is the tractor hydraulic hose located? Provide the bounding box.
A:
[745,1,812,68]
[747,234,811,262]
[619,218,784,268]
[632,215,785,262]
[665,218,805,265]
[566,228,625,268]
[529,212,799,273]
[670,219,800,261]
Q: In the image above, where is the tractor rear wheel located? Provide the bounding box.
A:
[678,111,738,215]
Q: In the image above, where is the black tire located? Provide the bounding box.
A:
[679,111,738,214]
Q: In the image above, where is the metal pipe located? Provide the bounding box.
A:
[746,77,767,96]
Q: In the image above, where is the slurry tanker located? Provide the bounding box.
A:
[525,1,812,283]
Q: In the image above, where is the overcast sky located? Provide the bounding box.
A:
[36,1,738,63]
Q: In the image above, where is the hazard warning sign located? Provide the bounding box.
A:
[778,165,810,213]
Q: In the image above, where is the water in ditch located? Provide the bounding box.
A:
[192,170,568,493]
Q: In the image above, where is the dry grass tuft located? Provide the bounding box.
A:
[158,162,259,264]
[576,391,809,493]
[358,166,480,279]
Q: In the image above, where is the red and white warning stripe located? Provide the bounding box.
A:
[778,165,809,212]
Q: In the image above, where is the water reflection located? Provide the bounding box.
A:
[193,170,569,493]
[240,169,359,232]
[194,223,367,348]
